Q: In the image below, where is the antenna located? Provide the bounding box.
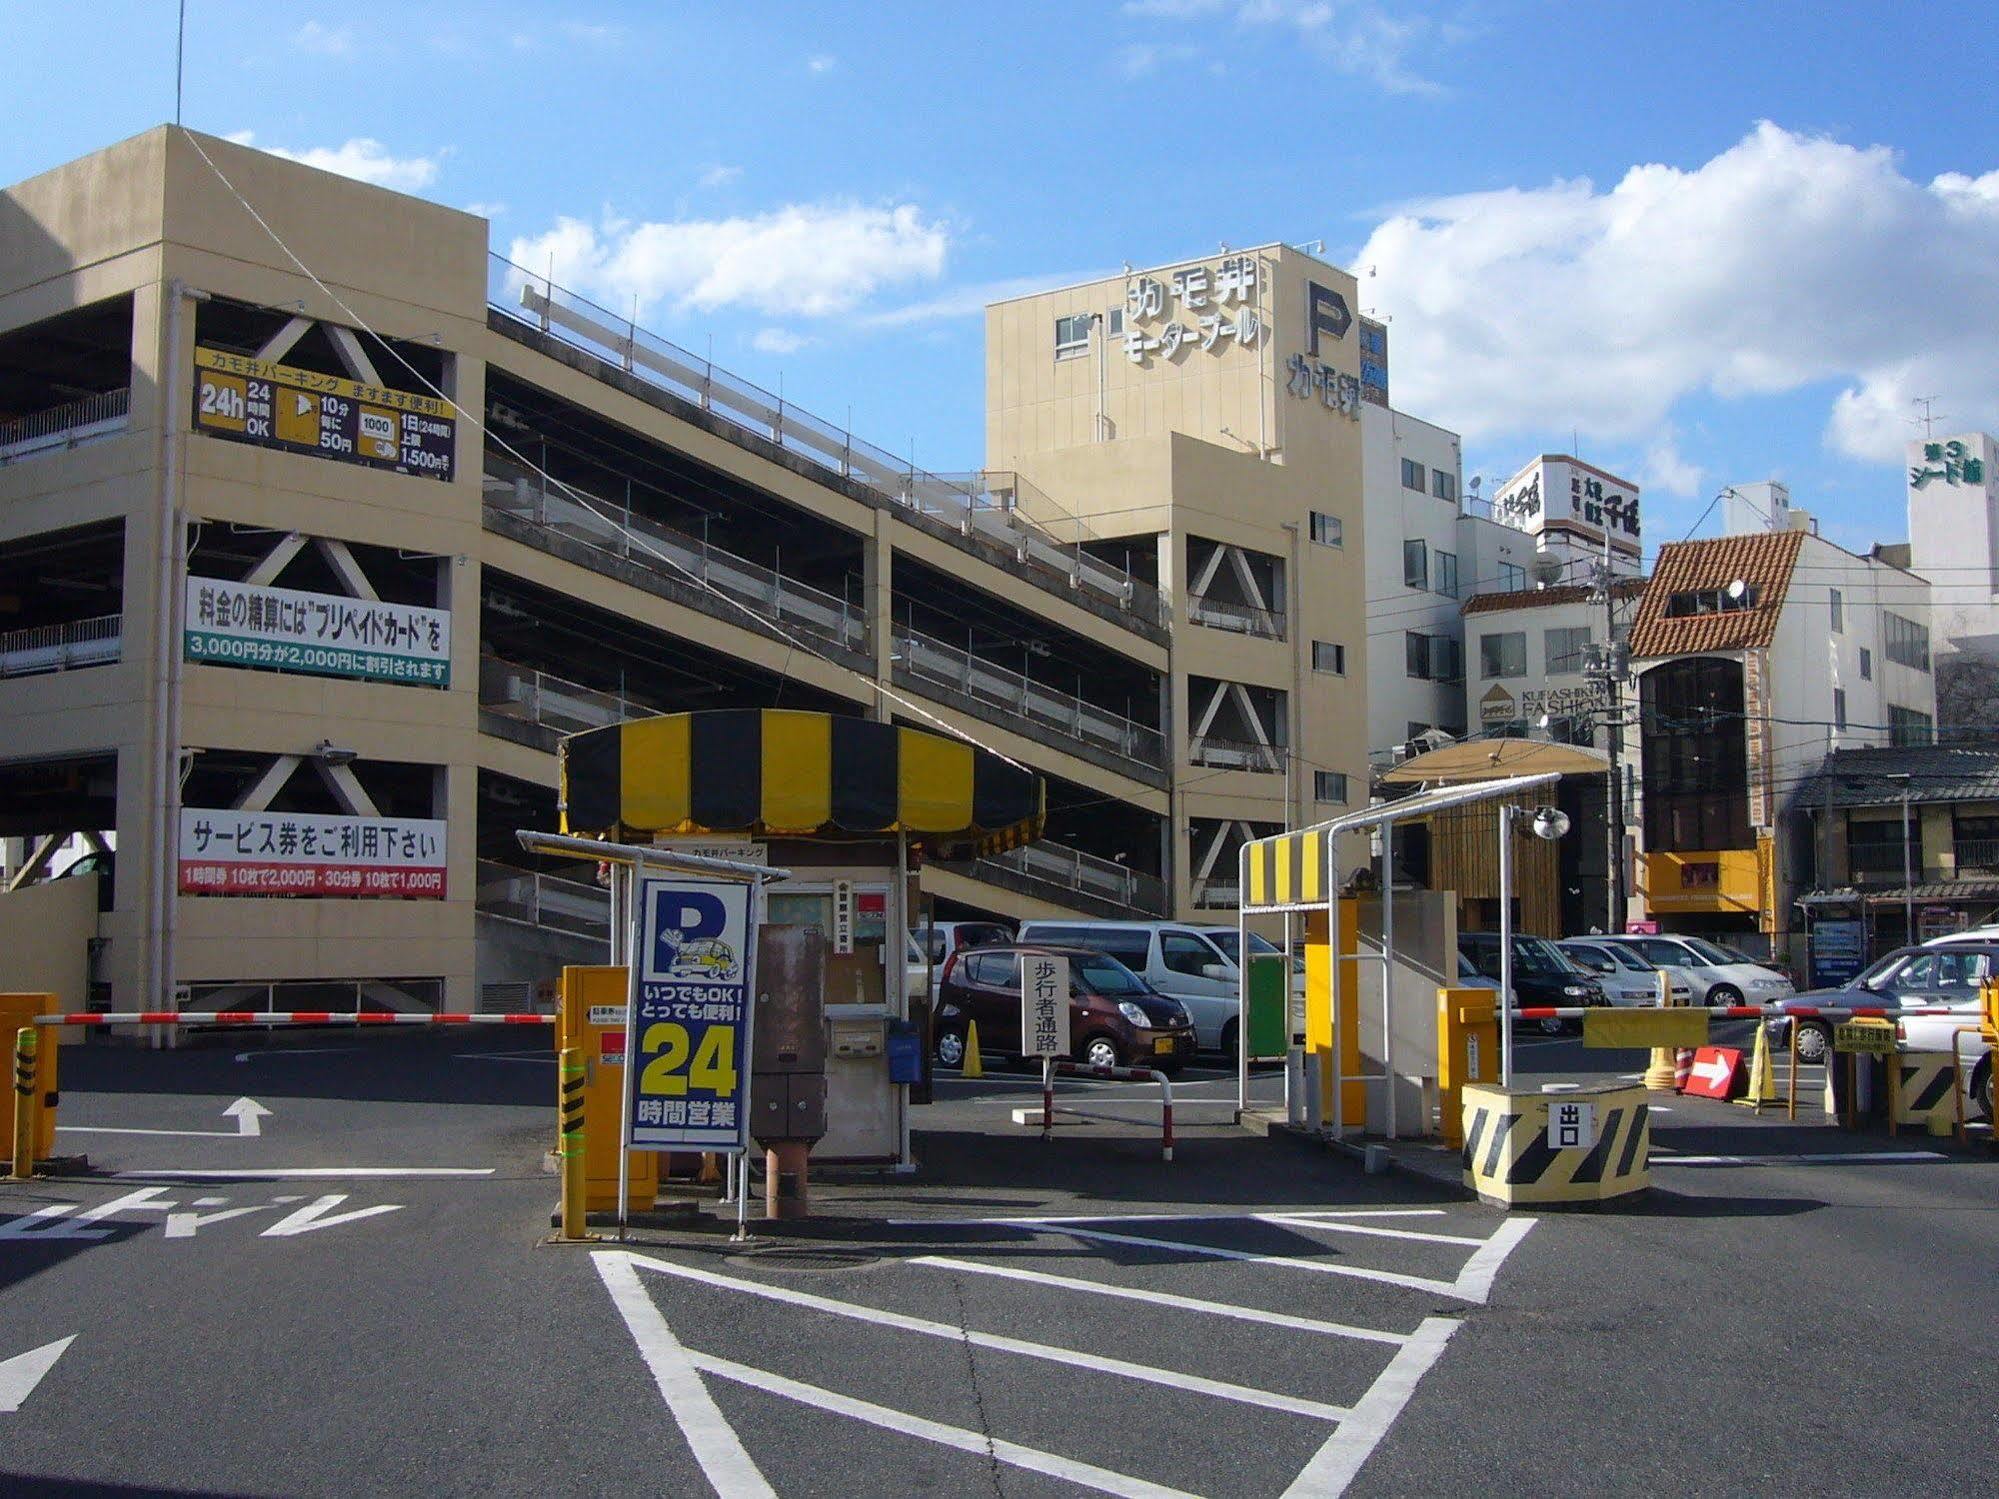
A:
[175,0,188,125]
[1909,396,1941,439]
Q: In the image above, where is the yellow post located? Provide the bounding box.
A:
[10,1027,37,1181]
[1643,968,1679,1091]
[961,1019,983,1078]
[1736,1016,1780,1111]
[556,1045,592,1241]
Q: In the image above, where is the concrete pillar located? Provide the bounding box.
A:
[865,509,894,721]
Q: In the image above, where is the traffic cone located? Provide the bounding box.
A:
[1672,1047,1693,1092]
[1736,1022,1779,1111]
[961,1019,983,1079]
[1642,971,1679,1091]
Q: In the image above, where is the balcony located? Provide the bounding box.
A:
[1189,736,1284,773]
[482,454,869,658]
[0,389,130,466]
[1952,839,1999,878]
[891,627,1166,777]
[480,656,638,751]
[487,256,1164,631]
[1188,596,1285,640]
[0,613,122,678]
[476,860,609,942]
[941,841,1170,918]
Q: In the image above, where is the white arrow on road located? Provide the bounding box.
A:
[1690,1055,1734,1090]
[60,1097,273,1140]
[0,1336,74,1413]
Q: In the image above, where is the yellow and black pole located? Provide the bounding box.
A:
[10,1027,37,1181]
[556,1045,592,1241]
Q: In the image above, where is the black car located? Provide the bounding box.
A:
[1458,931,1610,1034]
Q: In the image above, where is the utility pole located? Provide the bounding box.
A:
[1584,529,1629,934]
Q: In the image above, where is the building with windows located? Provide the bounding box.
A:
[1905,430,1999,742]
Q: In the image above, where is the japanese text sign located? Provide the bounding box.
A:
[1548,1099,1595,1150]
[178,809,445,898]
[192,346,455,481]
[185,577,451,687]
[628,876,754,1151]
[1020,954,1071,1060]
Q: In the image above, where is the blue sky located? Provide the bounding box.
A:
[6,1,1996,556]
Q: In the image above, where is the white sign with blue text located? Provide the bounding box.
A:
[628,876,753,1152]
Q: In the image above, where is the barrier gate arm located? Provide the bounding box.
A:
[37,1011,557,1027]
[1049,1061,1175,1162]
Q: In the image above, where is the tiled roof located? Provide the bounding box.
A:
[1788,744,1999,810]
[1461,578,1644,616]
[1626,531,1803,657]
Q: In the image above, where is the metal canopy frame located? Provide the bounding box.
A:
[1235,770,1563,1136]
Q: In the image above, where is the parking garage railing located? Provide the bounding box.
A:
[475,860,610,941]
[1188,736,1284,772]
[479,656,638,737]
[481,455,869,655]
[1188,595,1285,640]
[0,388,130,464]
[891,626,1166,769]
[0,613,122,678]
[974,840,1170,916]
[487,255,1164,628]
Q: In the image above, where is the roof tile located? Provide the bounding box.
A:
[1627,531,1803,657]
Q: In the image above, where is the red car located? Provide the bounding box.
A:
[933,943,1196,1072]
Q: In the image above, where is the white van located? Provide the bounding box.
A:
[1015,919,1286,1053]
[1594,934,1794,1006]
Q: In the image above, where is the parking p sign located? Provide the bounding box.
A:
[627,876,753,1151]
[1020,954,1071,1059]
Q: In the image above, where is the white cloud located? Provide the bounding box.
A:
[698,164,743,189]
[292,21,353,57]
[559,21,624,45]
[1116,42,1197,79]
[1636,430,1705,499]
[464,201,508,220]
[1356,123,1999,463]
[509,202,949,319]
[856,270,1119,329]
[806,53,837,73]
[224,132,444,192]
[751,328,813,355]
[1125,1,1445,95]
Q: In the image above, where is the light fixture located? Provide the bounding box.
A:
[1528,806,1571,841]
[313,740,358,767]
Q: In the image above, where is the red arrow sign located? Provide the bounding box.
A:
[1682,1046,1743,1099]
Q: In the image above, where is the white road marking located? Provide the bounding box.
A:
[1282,1318,1458,1498]
[0,1187,180,1241]
[61,1097,271,1140]
[165,1205,268,1238]
[1448,1217,1538,1305]
[594,1252,776,1499]
[1254,1212,1486,1248]
[0,1335,75,1413]
[890,1207,1448,1228]
[261,1194,402,1236]
[633,1253,1348,1420]
[909,1256,1409,1347]
[114,1167,495,1179]
[692,1348,1200,1499]
[235,1047,358,1063]
[457,1053,558,1065]
[1654,1150,1947,1167]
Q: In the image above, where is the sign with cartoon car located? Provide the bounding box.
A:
[627,876,755,1151]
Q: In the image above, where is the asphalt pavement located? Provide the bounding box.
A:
[0,1027,1993,1497]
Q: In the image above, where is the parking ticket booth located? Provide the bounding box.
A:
[558,709,1043,1168]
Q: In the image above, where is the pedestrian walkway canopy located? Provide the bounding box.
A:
[1379,737,1609,786]
[560,709,1044,859]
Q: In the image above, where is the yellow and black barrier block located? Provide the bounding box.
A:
[1581,1008,1710,1051]
[1893,1053,1957,1130]
[1461,1081,1651,1208]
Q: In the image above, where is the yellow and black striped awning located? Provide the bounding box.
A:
[561,710,1044,858]
[1242,829,1330,912]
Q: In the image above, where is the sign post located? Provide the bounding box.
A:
[1021,954,1070,1141]
[623,870,756,1232]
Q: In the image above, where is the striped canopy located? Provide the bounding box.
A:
[561,710,1044,858]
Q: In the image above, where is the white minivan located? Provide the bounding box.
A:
[1595,934,1795,1006]
[1016,920,1286,1054]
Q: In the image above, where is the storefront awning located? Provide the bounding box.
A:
[561,710,1044,859]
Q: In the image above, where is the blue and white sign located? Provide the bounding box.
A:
[627,876,754,1151]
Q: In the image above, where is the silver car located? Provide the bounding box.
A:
[1557,939,1695,1007]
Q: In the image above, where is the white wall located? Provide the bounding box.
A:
[1906,431,1999,656]
[1362,403,1465,754]
[1462,593,1604,736]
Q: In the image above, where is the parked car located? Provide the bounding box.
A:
[1016,919,1290,1055]
[1766,943,1999,1098]
[933,943,1196,1072]
[914,920,1013,967]
[1557,938,1695,1006]
[1457,931,1610,1034]
[1592,934,1794,1007]
[1924,924,1999,948]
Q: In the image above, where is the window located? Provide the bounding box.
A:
[1312,640,1346,674]
[1664,585,1761,617]
[1830,587,1844,634]
[1403,539,1428,590]
[1161,932,1223,978]
[1401,458,1426,492]
[1314,770,1349,804]
[1405,631,1434,680]
[1639,656,1751,852]
[1498,561,1527,592]
[1432,469,1458,503]
[1309,510,1343,547]
[1885,612,1930,671]
[1480,631,1527,679]
[1107,308,1124,336]
[967,952,1020,989]
[1890,705,1934,747]
[1860,646,1873,680]
[1833,688,1847,732]
[1436,551,1459,599]
[1054,314,1091,359]
[1433,635,1462,682]
[1545,626,1592,675]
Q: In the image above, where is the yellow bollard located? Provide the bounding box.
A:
[1643,969,1679,1091]
[961,1019,983,1079]
[556,1045,593,1242]
[10,1027,37,1181]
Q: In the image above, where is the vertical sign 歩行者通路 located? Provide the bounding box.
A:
[628,877,753,1152]
[1020,954,1071,1060]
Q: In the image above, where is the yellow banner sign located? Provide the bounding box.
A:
[1833,1020,1897,1054]
[192,347,455,481]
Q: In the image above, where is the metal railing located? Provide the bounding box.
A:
[475,860,609,940]
[487,255,1164,626]
[1848,844,1923,883]
[0,389,131,463]
[480,656,640,736]
[973,841,1170,916]
[1189,736,1284,772]
[1193,880,1241,910]
[892,625,1165,768]
[0,613,122,678]
[482,453,869,654]
[1187,595,1285,640]
[1953,839,1999,876]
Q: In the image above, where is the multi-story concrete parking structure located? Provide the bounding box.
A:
[0,128,1201,1013]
